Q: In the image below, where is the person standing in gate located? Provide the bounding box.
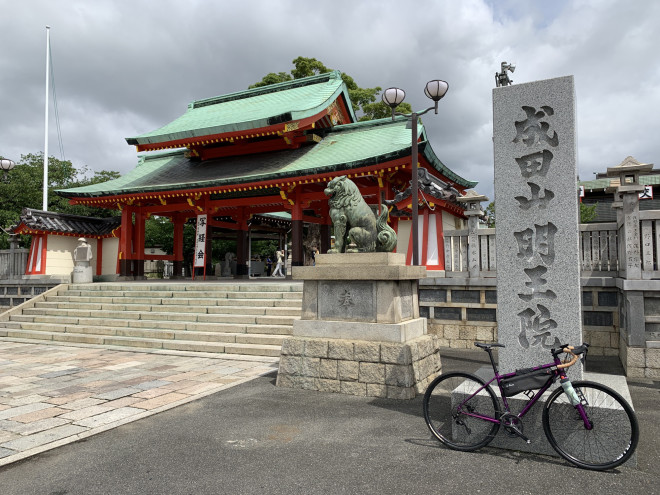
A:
[272,250,284,277]
[266,256,272,277]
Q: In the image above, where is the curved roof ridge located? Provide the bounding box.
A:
[192,70,342,109]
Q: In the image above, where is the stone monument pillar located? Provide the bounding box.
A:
[276,253,442,399]
[72,238,94,284]
[493,76,582,378]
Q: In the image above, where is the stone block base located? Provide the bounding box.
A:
[620,336,660,379]
[276,334,443,399]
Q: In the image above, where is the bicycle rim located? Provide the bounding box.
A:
[423,372,500,452]
[542,380,639,470]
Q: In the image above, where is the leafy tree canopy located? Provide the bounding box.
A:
[249,56,412,121]
[0,153,120,248]
[484,202,496,228]
[580,201,598,223]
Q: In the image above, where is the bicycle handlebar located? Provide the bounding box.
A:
[553,343,589,370]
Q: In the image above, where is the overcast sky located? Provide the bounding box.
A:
[1,0,658,202]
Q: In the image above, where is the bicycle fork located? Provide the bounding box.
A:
[560,375,593,430]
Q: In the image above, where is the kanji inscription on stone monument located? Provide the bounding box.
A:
[493,76,583,376]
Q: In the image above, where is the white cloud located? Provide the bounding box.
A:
[0,0,658,204]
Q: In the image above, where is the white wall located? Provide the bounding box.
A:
[43,236,119,277]
[45,236,78,277]
[102,238,119,275]
[396,219,411,256]
[442,210,464,230]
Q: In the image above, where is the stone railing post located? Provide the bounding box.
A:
[8,235,19,279]
[457,191,488,278]
[607,157,653,348]
[606,157,652,280]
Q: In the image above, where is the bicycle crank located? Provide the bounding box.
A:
[500,413,530,444]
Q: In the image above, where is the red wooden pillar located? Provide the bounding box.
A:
[119,207,133,277]
[421,209,430,266]
[291,196,303,267]
[172,214,185,279]
[436,211,445,270]
[204,210,214,278]
[25,234,47,275]
[235,208,249,278]
[320,203,331,254]
[96,238,103,276]
[133,210,146,279]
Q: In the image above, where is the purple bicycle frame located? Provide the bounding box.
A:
[456,356,592,429]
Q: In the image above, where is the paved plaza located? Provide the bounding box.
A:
[0,340,278,466]
[0,343,657,493]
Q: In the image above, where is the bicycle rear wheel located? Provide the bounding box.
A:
[423,372,500,451]
[542,380,639,470]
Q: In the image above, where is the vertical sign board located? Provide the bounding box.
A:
[193,214,207,279]
[493,76,582,378]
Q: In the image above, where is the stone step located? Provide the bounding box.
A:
[2,321,287,345]
[19,307,298,326]
[68,283,302,293]
[35,300,301,315]
[1,281,298,358]
[47,295,301,309]
[6,314,296,334]
[0,329,281,356]
[62,289,302,300]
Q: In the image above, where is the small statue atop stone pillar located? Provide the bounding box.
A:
[72,237,93,283]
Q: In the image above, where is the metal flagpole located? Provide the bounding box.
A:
[43,25,50,211]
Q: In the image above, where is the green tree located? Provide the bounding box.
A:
[0,153,120,248]
[248,72,292,88]
[484,202,496,228]
[250,56,412,121]
[145,216,174,251]
[580,202,598,223]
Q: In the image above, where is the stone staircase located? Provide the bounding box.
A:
[0,281,303,357]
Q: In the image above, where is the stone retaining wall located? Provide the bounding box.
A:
[420,283,621,357]
[619,337,660,379]
[276,334,442,399]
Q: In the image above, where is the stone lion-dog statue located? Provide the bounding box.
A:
[324,175,397,253]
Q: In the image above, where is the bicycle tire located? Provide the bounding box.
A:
[542,380,639,470]
[423,372,500,451]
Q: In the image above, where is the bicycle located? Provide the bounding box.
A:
[422,342,639,470]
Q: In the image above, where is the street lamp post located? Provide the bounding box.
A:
[382,80,449,266]
[0,158,15,183]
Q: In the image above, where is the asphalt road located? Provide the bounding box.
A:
[0,349,658,495]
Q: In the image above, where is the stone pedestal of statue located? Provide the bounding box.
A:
[276,253,442,399]
[72,238,93,284]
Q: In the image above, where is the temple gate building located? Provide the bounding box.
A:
[42,71,476,280]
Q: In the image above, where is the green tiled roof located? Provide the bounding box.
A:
[58,117,476,199]
[126,71,355,146]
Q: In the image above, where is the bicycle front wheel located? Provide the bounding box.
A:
[542,380,639,470]
[423,372,500,451]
